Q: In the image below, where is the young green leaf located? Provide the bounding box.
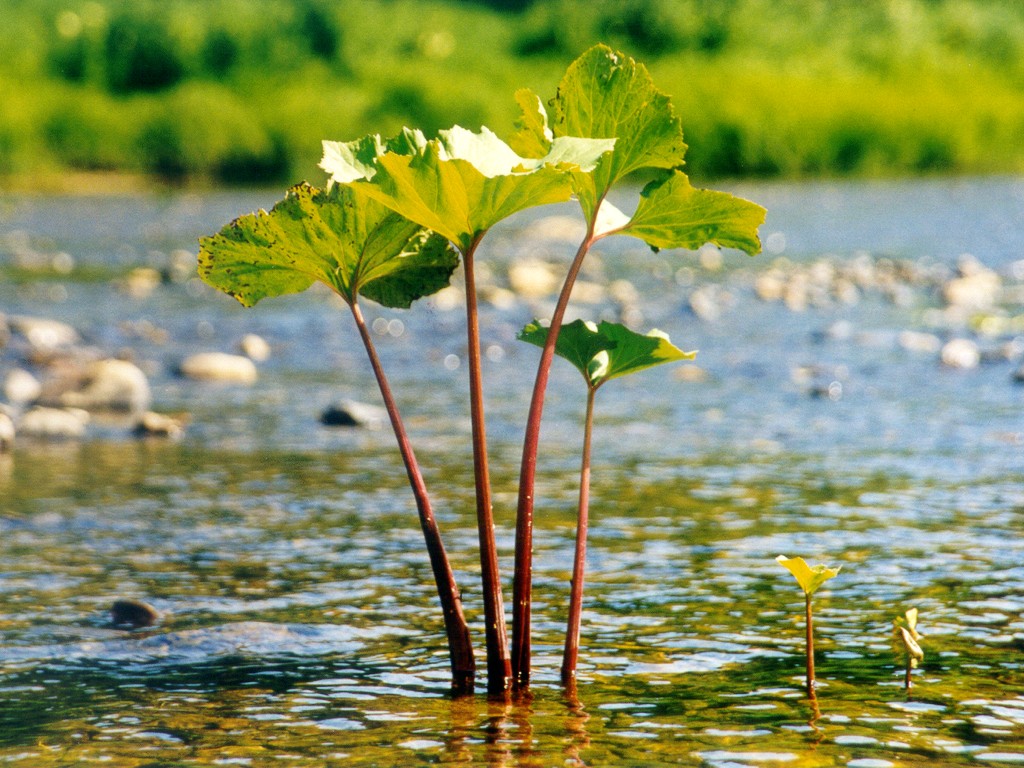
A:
[197,182,459,309]
[905,607,920,639]
[611,171,766,256]
[897,626,924,664]
[509,88,552,159]
[337,127,614,253]
[320,128,430,184]
[533,45,765,256]
[776,555,842,596]
[894,607,923,649]
[548,44,687,219]
[321,126,613,253]
[518,319,696,389]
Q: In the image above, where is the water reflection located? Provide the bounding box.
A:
[563,684,592,767]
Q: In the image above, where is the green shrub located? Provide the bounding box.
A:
[3,0,1024,183]
[43,91,139,170]
[137,83,284,181]
[104,12,185,93]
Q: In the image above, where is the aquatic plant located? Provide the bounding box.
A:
[518,319,695,683]
[507,44,764,689]
[894,607,924,690]
[197,183,476,693]
[776,555,841,695]
[320,125,615,693]
[199,44,764,695]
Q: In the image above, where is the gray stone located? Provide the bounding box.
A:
[3,368,41,404]
[117,267,162,299]
[110,598,161,628]
[132,411,185,439]
[320,399,387,429]
[57,358,151,413]
[19,406,89,439]
[179,352,258,384]
[942,259,1002,310]
[239,333,271,362]
[8,315,79,351]
[508,258,559,299]
[940,338,980,369]
[0,412,14,451]
[898,330,942,354]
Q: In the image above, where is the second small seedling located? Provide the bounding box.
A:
[776,555,842,696]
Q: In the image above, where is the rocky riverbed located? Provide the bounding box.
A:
[3,220,1024,452]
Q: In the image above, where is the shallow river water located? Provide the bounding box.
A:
[1,176,1023,766]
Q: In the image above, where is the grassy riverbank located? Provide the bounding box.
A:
[1,0,1023,188]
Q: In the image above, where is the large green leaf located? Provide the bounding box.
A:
[322,126,614,253]
[197,183,459,309]
[608,171,766,255]
[519,319,695,389]
[319,128,429,185]
[509,88,552,159]
[548,44,687,219]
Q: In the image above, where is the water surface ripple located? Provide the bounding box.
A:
[0,178,1023,765]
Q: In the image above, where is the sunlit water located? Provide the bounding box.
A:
[1,177,1023,765]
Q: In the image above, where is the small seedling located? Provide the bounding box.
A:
[894,607,924,690]
[776,555,842,695]
[520,319,695,683]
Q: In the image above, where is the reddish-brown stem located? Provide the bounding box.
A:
[805,592,816,696]
[561,385,596,685]
[350,300,476,695]
[512,217,601,690]
[463,237,512,695]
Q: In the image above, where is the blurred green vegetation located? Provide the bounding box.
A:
[1,0,1022,188]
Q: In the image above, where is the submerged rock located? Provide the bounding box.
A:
[18,406,90,439]
[0,412,14,451]
[898,330,942,354]
[940,338,981,369]
[239,333,271,362]
[508,258,559,299]
[117,267,162,299]
[3,368,42,405]
[320,399,387,429]
[8,315,79,352]
[522,214,585,244]
[179,352,258,384]
[132,411,185,439]
[1,622,397,667]
[110,598,161,628]
[57,358,151,413]
[942,256,1002,311]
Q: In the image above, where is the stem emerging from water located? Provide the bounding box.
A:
[463,236,512,695]
[561,385,596,685]
[512,216,602,690]
[350,300,476,695]
[805,592,816,696]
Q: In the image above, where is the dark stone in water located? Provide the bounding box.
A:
[132,411,185,439]
[320,399,386,429]
[110,598,160,628]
